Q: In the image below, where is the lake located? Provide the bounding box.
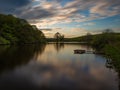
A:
[0,43,119,90]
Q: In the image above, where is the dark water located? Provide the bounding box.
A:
[0,43,119,90]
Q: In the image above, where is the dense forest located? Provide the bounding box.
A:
[0,14,46,45]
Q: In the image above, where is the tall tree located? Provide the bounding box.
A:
[54,32,64,42]
[54,32,61,42]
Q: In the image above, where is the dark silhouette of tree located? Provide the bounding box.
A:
[102,29,113,34]
[60,34,64,41]
[54,32,64,42]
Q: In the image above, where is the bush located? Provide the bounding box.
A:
[0,37,10,44]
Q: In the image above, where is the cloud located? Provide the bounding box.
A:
[1,0,120,22]
[0,0,120,37]
[40,28,52,31]
[17,6,54,19]
[90,0,120,17]
[43,27,89,38]
[1,0,119,25]
[0,0,32,14]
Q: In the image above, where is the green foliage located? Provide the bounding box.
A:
[90,32,120,72]
[104,44,120,71]
[69,31,120,72]
[0,37,10,44]
[0,14,46,44]
[91,34,108,50]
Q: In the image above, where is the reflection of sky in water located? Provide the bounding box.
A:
[0,44,118,90]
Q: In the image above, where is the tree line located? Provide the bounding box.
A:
[0,14,46,45]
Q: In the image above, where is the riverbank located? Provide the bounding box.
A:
[68,32,120,72]
[89,33,120,73]
[103,44,120,71]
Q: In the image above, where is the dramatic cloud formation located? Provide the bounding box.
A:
[0,0,31,13]
[0,0,120,37]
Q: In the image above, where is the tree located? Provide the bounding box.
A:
[60,35,64,41]
[54,32,64,42]
[102,29,114,44]
[0,14,46,44]
[54,32,61,42]
[84,32,92,43]
[102,29,113,34]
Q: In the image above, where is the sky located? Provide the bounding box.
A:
[0,0,120,38]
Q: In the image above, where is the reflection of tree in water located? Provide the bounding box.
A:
[79,44,92,51]
[33,44,46,60]
[118,71,120,90]
[54,43,64,52]
[105,58,113,69]
[0,44,46,73]
[105,57,120,90]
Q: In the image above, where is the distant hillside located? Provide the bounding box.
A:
[0,14,46,44]
[47,32,120,43]
[47,37,83,42]
[65,33,120,42]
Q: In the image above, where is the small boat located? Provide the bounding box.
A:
[74,49,85,54]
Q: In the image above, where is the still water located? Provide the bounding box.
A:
[0,43,119,90]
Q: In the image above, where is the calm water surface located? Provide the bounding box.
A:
[0,43,119,90]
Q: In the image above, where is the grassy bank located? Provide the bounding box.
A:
[104,44,120,71]
[84,33,120,72]
[65,32,120,71]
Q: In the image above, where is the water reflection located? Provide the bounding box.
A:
[0,44,119,90]
[54,43,64,52]
[105,57,120,90]
[105,58,113,69]
[119,72,120,90]
[0,44,46,73]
